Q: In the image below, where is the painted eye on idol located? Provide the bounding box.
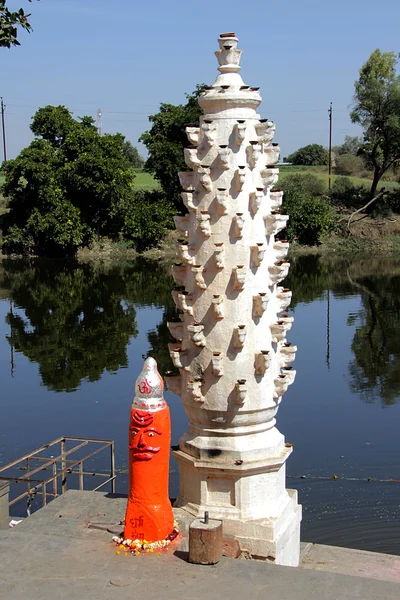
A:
[148,432,155,437]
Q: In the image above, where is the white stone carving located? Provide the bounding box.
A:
[269,188,284,210]
[235,379,247,405]
[254,351,271,375]
[268,261,290,285]
[178,171,195,190]
[233,213,245,238]
[199,211,212,237]
[219,145,231,170]
[187,379,204,402]
[167,319,184,341]
[260,166,279,189]
[264,143,280,165]
[171,33,301,568]
[252,293,269,317]
[187,323,206,347]
[173,215,189,236]
[164,371,182,395]
[181,191,197,212]
[235,166,246,191]
[279,342,297,368]
[276,287,293,311]
[270,315,294,343]
[191,265,207,289]
[247,142,262,169]
[216,188,228,215]
[186,126,200,146]
[249,188,264,214]
[201,120,217,145]
[212,294,224,320]
[171,262,187,286]
[251,243,266,267]
[233,325,247,348]
[233,265,246,289]
[198,165,213,191]
[273,240,290,261]
[255,119,275,143]
[234,120,247,145]
[178,242,195,265]
[214,243,225,269]
[264,212,289,236]
[211,352,224,376]
[184,147,200,169]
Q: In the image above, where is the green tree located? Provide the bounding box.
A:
[286,144,328,166]
[334,154,364,177]
[123,140,144,169]
[333,135,363,156]
[351,49,400,201]
[1,106,136,255]
[0,0,38,48]
[139,84,206,212]
[280,174,334,245]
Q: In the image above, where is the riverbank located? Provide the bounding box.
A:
[0,490,399,600]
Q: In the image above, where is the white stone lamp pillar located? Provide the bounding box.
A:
[169,32,301,567]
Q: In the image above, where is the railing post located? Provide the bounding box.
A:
[53,462,57,498]
[0,481,10,529]
[79,462,84,491]
[42,482,47,507]
[111,441,116,494]
[61,438,67,494]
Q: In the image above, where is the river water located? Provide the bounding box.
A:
[0,255,399,554]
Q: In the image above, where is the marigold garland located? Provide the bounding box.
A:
[113,523,180,555]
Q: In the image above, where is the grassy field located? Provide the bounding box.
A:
[278,165,400,190]
[133,169,160,190]
[131,166,400,193]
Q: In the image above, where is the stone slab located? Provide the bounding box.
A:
[301,542,400,584]
[0,491,399,600]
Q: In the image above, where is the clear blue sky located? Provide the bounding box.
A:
[2,0,400,160]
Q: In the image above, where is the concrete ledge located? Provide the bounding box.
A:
[0,481,9,530]
[0,491,399,599]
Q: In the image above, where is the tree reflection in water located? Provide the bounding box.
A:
[283,255,400,406]
[3,255,400,405]
[3,258,173,392]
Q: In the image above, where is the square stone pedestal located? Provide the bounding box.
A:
[173,449,302,566]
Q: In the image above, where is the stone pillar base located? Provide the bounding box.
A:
[173,450,302,567]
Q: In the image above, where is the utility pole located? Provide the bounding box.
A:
[328,102,333,190]
[97,108,102,136]
[1,97,7,162]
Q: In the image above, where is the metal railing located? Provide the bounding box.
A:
[0,436,115,516]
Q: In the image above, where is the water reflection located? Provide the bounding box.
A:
[2,255,400,406]
[348,272,400,406]
[286,255,400,406]
[2,258,173,392]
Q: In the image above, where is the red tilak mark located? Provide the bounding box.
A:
[131,411,154,428]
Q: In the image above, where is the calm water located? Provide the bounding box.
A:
[0,255,399,554]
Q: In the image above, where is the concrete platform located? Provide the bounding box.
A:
[0,490,399,600]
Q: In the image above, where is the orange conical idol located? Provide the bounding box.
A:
[123,357,174,543]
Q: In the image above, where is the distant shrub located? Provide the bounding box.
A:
[286,144,328,166]
[281,173,326,197]
[329,177,368,209]
[282,193,334,245]
[120,189,175,252]
[334,154,364,177]
[280,176,334,245]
